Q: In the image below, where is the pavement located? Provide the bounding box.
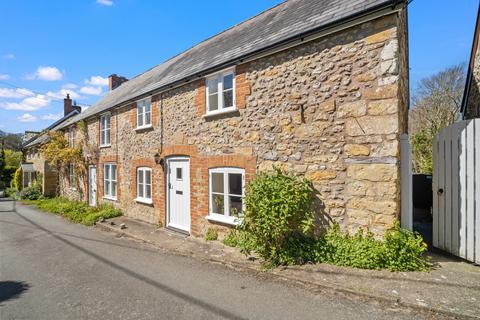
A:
[0,199,475,320]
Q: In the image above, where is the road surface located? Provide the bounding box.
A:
[0,198,441,319]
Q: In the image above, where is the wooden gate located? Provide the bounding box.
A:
[433,119,480,264]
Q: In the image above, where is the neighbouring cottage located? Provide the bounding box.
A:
[462,4,480,119]
[24,0,410,237]
[22,95,81,195]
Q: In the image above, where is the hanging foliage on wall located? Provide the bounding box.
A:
[40,120,98,198]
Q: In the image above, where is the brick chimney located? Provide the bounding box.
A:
[64,94,73,116]
[64,94,81,116]
[108,74,128,91]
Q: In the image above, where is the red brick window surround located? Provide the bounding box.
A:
[99,156,121,202]
[99,113,111,147]
[136,97,152,129]
[103,163,117,200]
[205,68,235,116]
[135,167,153,205]
[194,64,251,117]
[129,96,159,130]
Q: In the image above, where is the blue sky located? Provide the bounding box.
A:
[0,0,478,133]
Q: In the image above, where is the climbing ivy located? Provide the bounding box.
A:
[40,120,98,198]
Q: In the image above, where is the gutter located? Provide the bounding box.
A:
[61,0,408,128]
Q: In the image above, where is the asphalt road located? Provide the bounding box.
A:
[0,198,441,320]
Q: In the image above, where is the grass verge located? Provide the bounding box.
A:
[23,197,122,226]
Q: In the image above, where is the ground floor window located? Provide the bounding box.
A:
[69,163,76,188]
[208,167,244,224]
[136,167,152,204]
[23,171,37,188]
[103,163,117,199]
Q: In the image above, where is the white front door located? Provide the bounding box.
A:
[89,166,97,206]
[167,158,190,233]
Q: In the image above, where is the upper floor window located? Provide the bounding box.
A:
[136,98,152,129]
[136,167,152,204]
[100,113,111,146]
[103,163,117,199]
[206,70,235,115]
[68,126,76,147]
[207,167,244,225]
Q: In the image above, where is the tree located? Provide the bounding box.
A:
[409,64,465,173]
[4,149,22,167]
[0,142,5,173]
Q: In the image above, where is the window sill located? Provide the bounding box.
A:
[103,196,117,201]
[135,125,153,132]
[135,197,153,205]
[206,214,240,226]
[203,108,238,119]
[99,144,111,149]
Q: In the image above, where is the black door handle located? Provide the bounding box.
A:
[437,188,444,195]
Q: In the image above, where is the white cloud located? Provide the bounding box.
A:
[2,53,15,59]
[41,113,63,121]
[85,75,109,86]
[97,0,114,6]
[17,113,38,122]
[80,86,103,96]
[46,88,81,100]
[0,87,35,99]
[62,83,78,90]
[26,66,63,81]
[1,94,50,111]
[0,74,10,80]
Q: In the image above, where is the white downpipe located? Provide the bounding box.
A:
[400,133,413,231]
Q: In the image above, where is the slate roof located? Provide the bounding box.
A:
[56,0,403,129]
[23,109,81,148]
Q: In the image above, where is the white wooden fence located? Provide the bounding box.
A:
[433,119,480,264]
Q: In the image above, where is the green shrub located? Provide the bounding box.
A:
[29,197,122,226]
[226,169,430,271]
[205,228,218,241]
[20,184,42,200]
[382,222,430,271]
[5,187,18,198]
[13,167,22,191]
[1,165,17,186]
[241,169,314,266]
[223,230,240,247]
[229,222,430,271]
[319,223,430,271]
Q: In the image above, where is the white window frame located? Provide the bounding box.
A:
[100,113,111,147]
[205,69,236,116]
[136,98,152,129]
[68,126,76,147]
[103,163,117,200]
[135,167,152,204]
[206,167,245,225]
[69,163,76,189]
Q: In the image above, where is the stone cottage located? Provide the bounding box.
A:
[28,0,410,236]
[22,95,81,195]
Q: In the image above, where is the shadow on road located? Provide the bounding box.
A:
[13,208,248,320]
[0,281,30,304]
